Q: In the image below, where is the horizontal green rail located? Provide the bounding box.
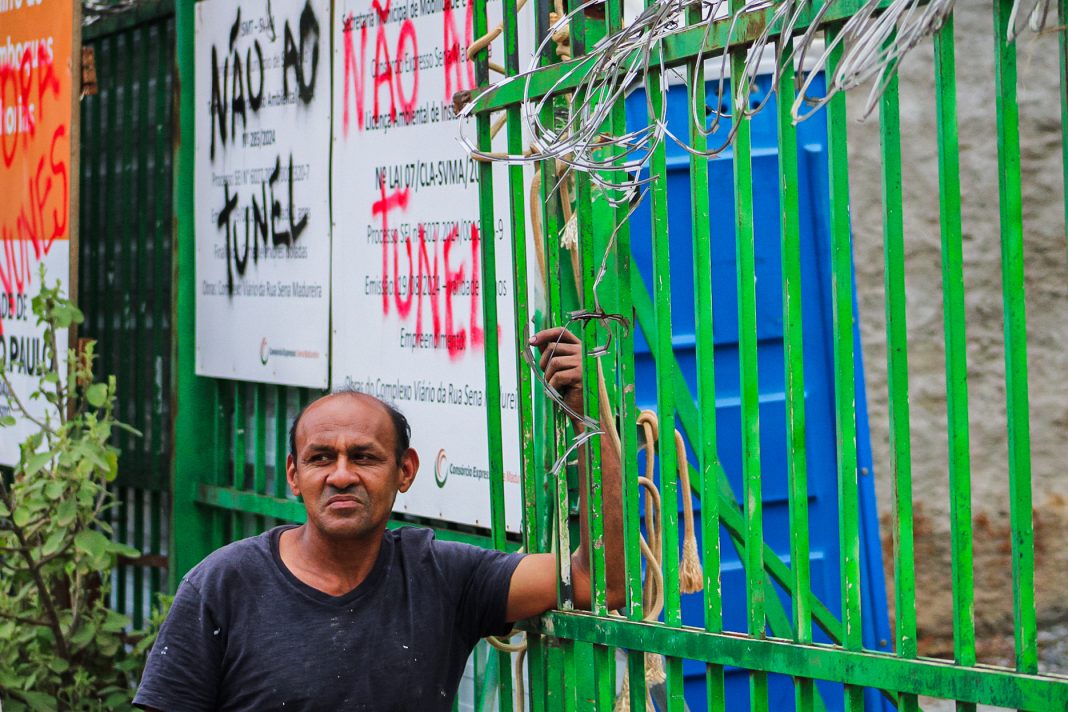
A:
[534,611,1068,710]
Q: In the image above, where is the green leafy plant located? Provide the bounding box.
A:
[0,270,142,711]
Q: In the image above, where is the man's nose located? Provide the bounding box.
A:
[325,456,362,488]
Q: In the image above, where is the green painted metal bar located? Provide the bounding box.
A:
[471,0,512,703]
[121,29,136,465]
[274,386,289,499]
[537,611,1068,709]
[155,16,174,500]
[824,28,863,712]
[133,487,146,628]
[568,10,618,709]
[879,35,918,712]
[469,0,902,114]
[151,489,162,600]
[539,118,574,614]
[117,487,129,614]
[642,1,683,704]
[527,632,547,712]
[172,0,219,586]
[133,23,150,486]
[932,19,977,705]
[777,38,815,712]
[601,0,649,697]
[992,0,1038,676]
[727,14,767,708]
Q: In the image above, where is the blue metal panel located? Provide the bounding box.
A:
[625,73,893,712]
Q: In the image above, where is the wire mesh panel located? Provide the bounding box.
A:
[463,0,1068,710]
[79,3,175,629]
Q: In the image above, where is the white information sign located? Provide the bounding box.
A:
[331,0,535,531]
[194,0,331,387]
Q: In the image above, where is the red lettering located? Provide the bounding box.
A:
[442,225,466,358]
[396,21,419,121]
[372,27,396,124]
[371,176,410,315]
[443,0,475,100]
[469,224,483,347]
[48,125,68,244]
[393,228,414,318]
[342,20,370,135]
[414,224,441,339]
[0,64,16,166]
[0,46,65,336]
[36,44,59,124]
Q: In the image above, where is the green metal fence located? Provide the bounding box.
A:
[163,0,1068,710]
[79,0,175,630]
[460,0,1068,710]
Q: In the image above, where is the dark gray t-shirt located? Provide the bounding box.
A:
[134,525,524,711]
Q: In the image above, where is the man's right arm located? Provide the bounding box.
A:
[506,327,626,621]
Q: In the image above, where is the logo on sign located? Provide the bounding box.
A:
[260,338,269,365]
[434,449,449,488]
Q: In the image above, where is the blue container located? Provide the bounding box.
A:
[623,72,893,711]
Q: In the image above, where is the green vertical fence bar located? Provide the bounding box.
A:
[777,38,814,712]
[172,0,218,586]
[571,8,616,709]
[824,29,863,712]
[688,3,725,710]
[879,38,918,712]
[992,0,1038,676]
[727,5,767,709]
[471,0,512,703]
[274,386,288,499]
[933,19,977,704]
[134,23,150,489]
[498,0,542,700]
[603,0,648,701]
[643,1,683,706]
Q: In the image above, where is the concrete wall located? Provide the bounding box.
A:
[845,3,1067,662]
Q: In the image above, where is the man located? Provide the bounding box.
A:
[134,327,623,711]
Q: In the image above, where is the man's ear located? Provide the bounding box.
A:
[286,454,301,497]
[397,449,419,493]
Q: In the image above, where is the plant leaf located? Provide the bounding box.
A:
[16,690,56,712]
[85,383,108,408]
[23,451,53,477]
[55,498,76,527]
[73,529,109,561]
[41,529,66,557]
[44,480,64,500]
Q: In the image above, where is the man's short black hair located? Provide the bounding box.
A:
[288,388,412,466]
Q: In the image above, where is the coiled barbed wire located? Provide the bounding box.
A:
[1007,0,1058,40]
[459,0,972,196]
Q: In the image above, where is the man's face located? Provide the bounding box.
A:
[286,394,418,541]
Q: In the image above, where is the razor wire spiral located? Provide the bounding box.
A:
[460,0,1056,198]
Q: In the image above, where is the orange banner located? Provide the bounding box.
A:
[0,0,73,333]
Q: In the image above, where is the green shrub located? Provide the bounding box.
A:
[0,271,143,711]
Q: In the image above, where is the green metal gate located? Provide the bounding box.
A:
[164,0,1068,710]
[78,0,175,631]
[459,0,1068,709]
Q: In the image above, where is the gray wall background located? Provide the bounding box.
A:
[844,2,1067,662]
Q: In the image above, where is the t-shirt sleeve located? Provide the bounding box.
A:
[133,577,222,711]
[437,539,525,642]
